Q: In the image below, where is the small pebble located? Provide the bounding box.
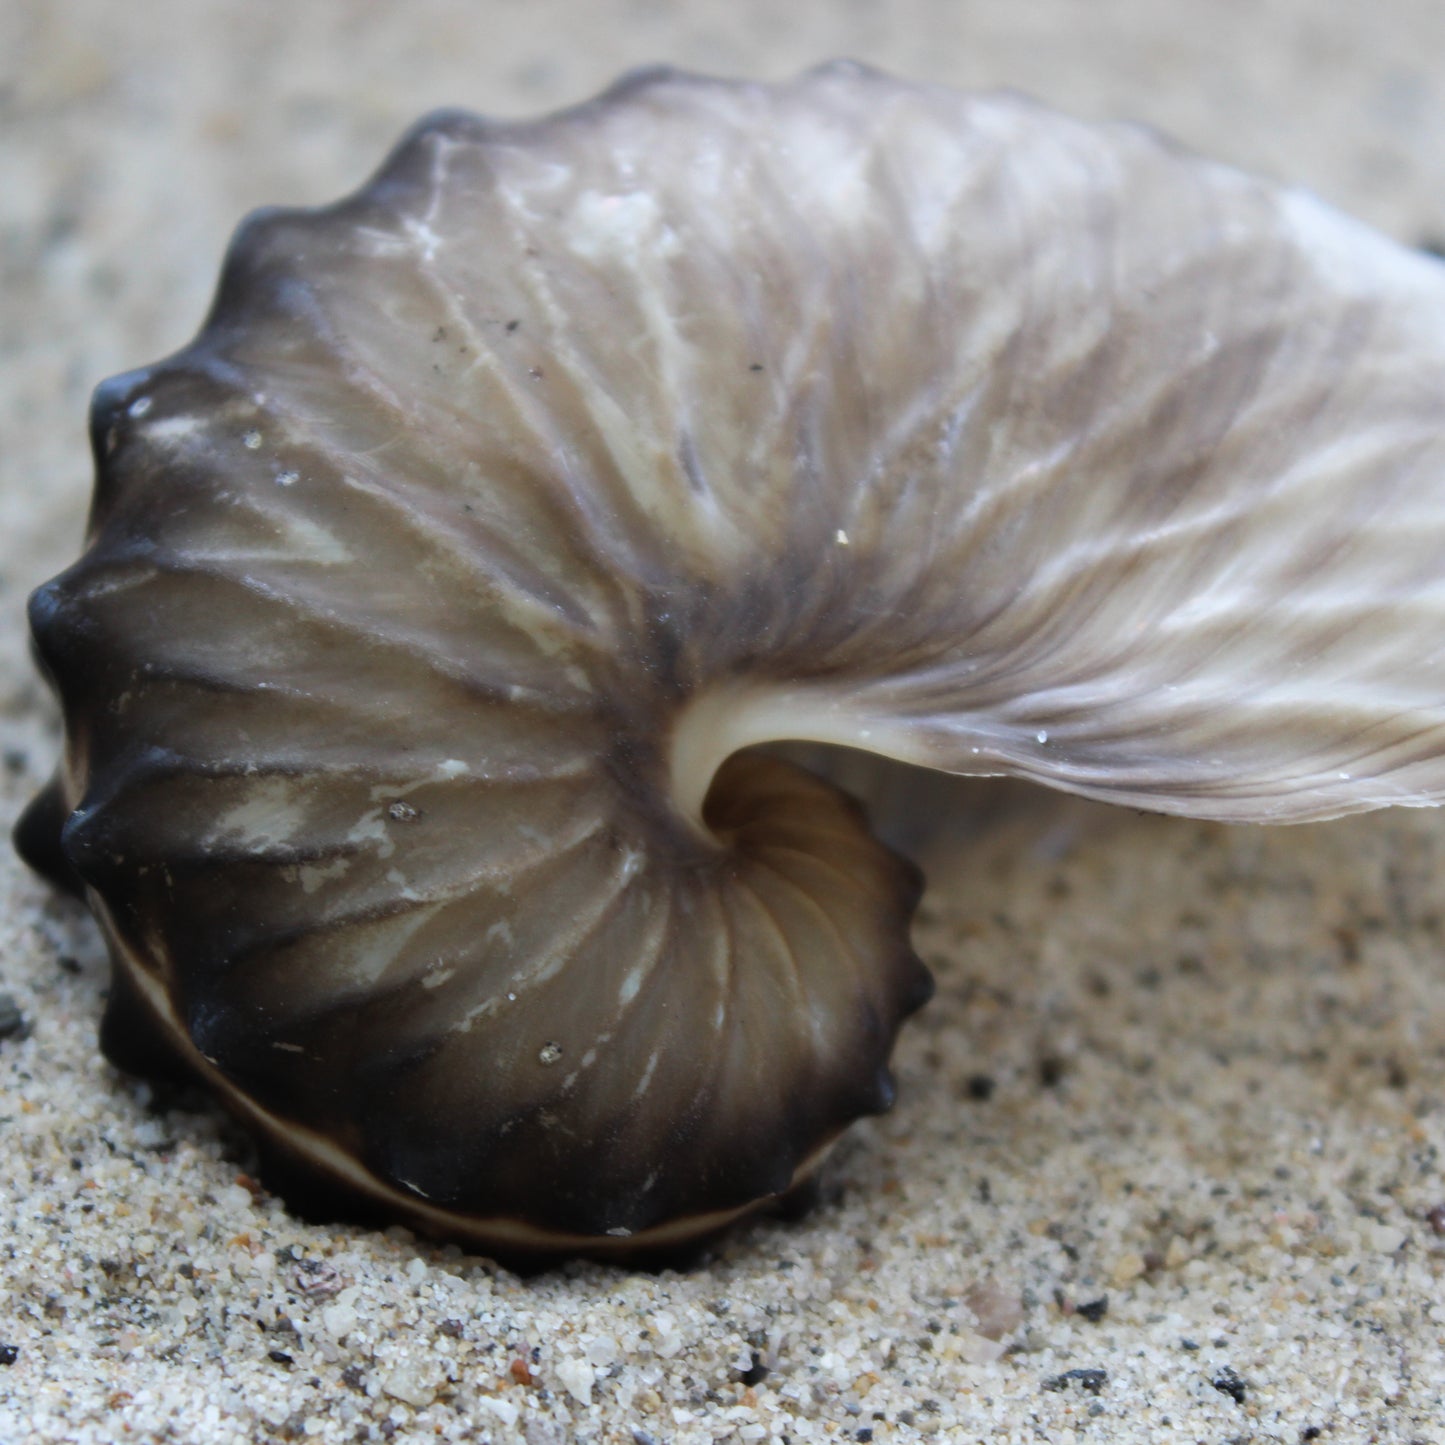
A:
[479,1397,519,1426]
[1211,1366,1248,1404]
[381,1363,437,1408]
[0,993,27,1041]
[1365,1222,1407,1255]
[555,1356,595,1404]
[320,1303,357,1338]
[952,1332,1008,1364]
[1042,1368,1108,1395]
[1110,1251,1147,1285]
[290,1259,343,1298]
[584,1334,620,1368]
[964,1277,1024,1340]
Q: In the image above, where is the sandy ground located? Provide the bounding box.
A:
[3,2,1445,1441]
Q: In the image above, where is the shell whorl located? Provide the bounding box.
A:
[19,63,1445,1254]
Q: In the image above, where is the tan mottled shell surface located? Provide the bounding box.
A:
[18,63,1445,1256]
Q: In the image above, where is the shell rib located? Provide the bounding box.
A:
[18,63,1445,1256]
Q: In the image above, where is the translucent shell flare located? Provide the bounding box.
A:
[18,63,1445,1255]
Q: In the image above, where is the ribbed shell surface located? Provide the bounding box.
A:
[20,64,1445,1252]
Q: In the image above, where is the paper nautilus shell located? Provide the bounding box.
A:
[18,63,1445,1258]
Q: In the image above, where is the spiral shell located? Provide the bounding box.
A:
[18,63,1445,1256]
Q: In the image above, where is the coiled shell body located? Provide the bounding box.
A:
[19,64,1445,1256]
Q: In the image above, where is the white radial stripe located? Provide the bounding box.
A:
[689,882,744,1114]
[743,862,868,996]
[724,878,806,1022]
[488,844,648,998]
[325,441,614,641]
[342,204,689,594]
[134,520,600,689]
[469,253,709,576]
[213,805,612,978]
[607,885,671,1025]
[749,836,899,906]
[314,808,610,920]
[290,460,604,641]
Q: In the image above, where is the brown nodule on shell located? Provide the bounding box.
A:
[17,62,1445,1257]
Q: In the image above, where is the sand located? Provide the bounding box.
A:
[2,2,1445,1441]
